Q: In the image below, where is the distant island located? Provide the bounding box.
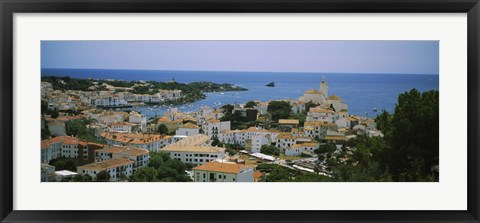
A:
[41,76,247,106]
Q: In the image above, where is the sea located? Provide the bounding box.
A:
[41,68,439,119]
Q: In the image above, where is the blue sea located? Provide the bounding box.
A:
[41,68,439,118]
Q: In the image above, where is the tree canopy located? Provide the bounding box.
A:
[267,101,292,121]
[129,152,192,182]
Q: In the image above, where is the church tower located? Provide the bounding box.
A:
[320,76,328,96]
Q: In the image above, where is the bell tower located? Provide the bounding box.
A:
[320,76,328,96]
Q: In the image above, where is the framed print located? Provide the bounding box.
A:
[1,0,479,222]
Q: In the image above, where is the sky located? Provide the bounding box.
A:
[41,41,439,75]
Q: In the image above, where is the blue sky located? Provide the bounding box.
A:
[41,41,439,75]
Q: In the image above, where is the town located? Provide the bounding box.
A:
[41,76,386,182]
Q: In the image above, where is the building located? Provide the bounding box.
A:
[41,136,92,164]
[304,121,338,140]
[160,145,226,167]
[100,132,173,152]
[306,107,339,123]
[41,136,64,164]
[170,134,211,147]
[41,163,55,182]
[192,161,254,182]
[94,145,149,172]
[218,127,279,153]
[76,157,134,181]
[110,122,135,133]
[175,123,200,136]
[129,112,147,131]
[202,118,231,138]
[284,142,320,156]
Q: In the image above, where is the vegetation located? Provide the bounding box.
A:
[65,119,105,144]
[260,145,280,156]
[95,171,111,182]
[245,101,258,108]
[42,76,247,106]
[71,174,93,182]
[48,157,89,172]
[256,164,330,182]
[326,89,439,182]
[157,124,168,134]
[267,101,292,121]
[129,152,192,182]
[41,127,52,140]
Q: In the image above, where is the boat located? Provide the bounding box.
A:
[373,107,378,112]
[266,82,275,87]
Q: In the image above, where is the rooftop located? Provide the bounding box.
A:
[278,119,300,125]
[161,145,225,153]
[171,134,210,146]
[77,157,134,171]
[95,146,149,156]
[180,123,200,129]
[100,132,172,144]
[193,161,248,174]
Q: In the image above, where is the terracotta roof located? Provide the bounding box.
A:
[171,134,210,146]
[41,136,70,149]
[327,94,341,100]
[161,145,225,153]
[277,133,296,139]
[193,162,247,174]
[304,89,321,94]
[100,132,171,144]
[245,127,269,133]
[111,122,134,127]
[309,107,334,113]
[77,157,134,172]
[304,121,337,127]
[253,171,264,179]
[56,115,85,122]
[278,119,299,125]
[207,118,220,123]
[180,123,200,129]
[325,136,346,141]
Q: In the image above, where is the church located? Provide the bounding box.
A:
[298,76,349,114]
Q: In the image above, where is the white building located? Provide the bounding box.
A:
[218,127,279,153]
[175,123,200,136]
[129,113,147,131]
[94,146,149,172]
[306,106,339,123]
[110,122,134,133]
[41,136,64,164]
[92,96,128,107]
[193,161,254,182]
[77,157,134,181]
[160,145,226,167]
[100,132,173,152]
[284,142,320,156]
[202,118,231,138]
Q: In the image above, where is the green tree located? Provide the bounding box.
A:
[129,167,158,182]
[387,89,439,181]
[260,145,280,156]
[304,102,319,113]
[245,101,258,108]
[71,174,93,182]
[95,171,110,182]
[157,124,168,134]
[49,157,78,171]
[267,101,292,121]
[41,127,51,140]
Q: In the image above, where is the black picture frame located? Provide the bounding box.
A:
[1,0,479,222]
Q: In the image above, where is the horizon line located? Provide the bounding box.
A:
[41,67,439,76]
